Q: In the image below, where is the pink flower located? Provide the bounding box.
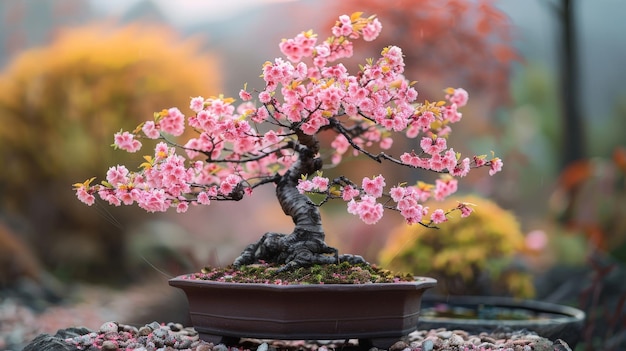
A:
[362,175,385,198]
[239,89,252,101]
[347,195,383,225]
[442,104,462,123]
[113,131,141,153]
[489,158,503,176]
[420,137,447,155]
[442,148,458,172]
[176,201,189,213]
[296,179,314,193]
[142,121,160,139]
[389,186,405,202]
[430,209,447,224]
[166,108,186,136]
[341,186,360,201]
[190,96,205,113]
[259,91,272,104]
[452,157,471,177]
[138,189,169,213]
[474,155,486,167]
[434,177,458,201]
[525,230,548,251]
[76,187,95,206]
[311,176,329,192]
[447,88,469,107]
[458,203,473,218]
[362,18,382,41]
[219,174,241,196]
[197,192,211,205]
[106,165,129,186]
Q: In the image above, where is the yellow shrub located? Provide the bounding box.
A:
[379,195,535,298]
[0,22,221,282]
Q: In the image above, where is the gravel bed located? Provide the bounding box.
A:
[21,320,573,351]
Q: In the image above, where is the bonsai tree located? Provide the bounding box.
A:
[75,13,503,273]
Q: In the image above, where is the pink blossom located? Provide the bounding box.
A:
[458,203,473,218]
[434,177,458,201]
[347,196,384,225]
[311,176,329,192]
[176,202,189,213]
[474,156,487,167]
[331,134,350,155]
[447,88,469,107]
[161,107,185,136]
[452,157,471,177]
[389,186,405,202]
[296,179,314,193]
[190,96,205,113]
[239,89,252,101]
[154,142,170,160]
[259,91,272,104]
[141,121,160,139]
[442,148,458,172]
[263,130,281,145]
[362,18,382,41]
[362,175,385,198]
[489,158,504,176]
[138,189,169,213]
[76,187,95,206]
[430,209,447,224]
[341,186,360,201]
[429,154,446,172]
[106,165,129,186]
[219,174,241,195]
[442,104,462,123]
[420,137,447,155]
[113,131,141,153]
[379,137,393,150]
[525,230,548,251]
[400,152,420,167]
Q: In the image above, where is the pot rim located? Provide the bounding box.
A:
[169,274,437,292]
[420,294,585,325]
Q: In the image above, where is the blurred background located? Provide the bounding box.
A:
[0,0,624,350]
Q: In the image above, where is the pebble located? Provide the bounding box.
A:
[99,321,119,334]
[32,318,574,351]
[101,340,118,350]
[421,339,434,351]
[138,326,152,336]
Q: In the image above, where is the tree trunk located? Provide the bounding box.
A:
[233,133,364,271]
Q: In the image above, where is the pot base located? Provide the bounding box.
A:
[169,275,437,349]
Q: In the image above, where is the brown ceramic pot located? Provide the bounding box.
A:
[169,275,436,348]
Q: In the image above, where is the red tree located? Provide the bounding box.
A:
[330,0,518,106]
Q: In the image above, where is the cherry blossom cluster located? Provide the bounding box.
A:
[75,12,502,227]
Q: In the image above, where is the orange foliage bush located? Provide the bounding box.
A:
[0,22,221,282]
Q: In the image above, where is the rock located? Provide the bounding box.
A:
[436,330,453,339]
[389,340,409,351]
[213,344,230,351]
[421,339,434,351]
[449,333,464,346]
[99,321,118,334]
[138,326,152,336]
[23,327,92,351]
[101,340,117,350]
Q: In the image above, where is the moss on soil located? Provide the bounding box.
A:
[189,261,416,284]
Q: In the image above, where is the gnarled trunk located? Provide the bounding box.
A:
[233,132,364,271]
